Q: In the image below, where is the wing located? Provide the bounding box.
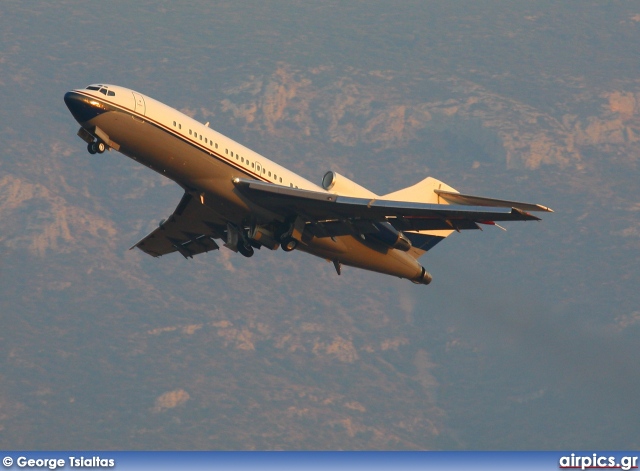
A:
[434,189,553,213]
[131,192,224,258]
[233,178,551,234]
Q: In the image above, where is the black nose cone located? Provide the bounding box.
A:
[64,91,106,124]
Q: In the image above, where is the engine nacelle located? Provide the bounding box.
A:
[411,267,433,285]
[365,221,412,252]
[321,171,378,198]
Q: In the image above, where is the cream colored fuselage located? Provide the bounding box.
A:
[65,84,430,282]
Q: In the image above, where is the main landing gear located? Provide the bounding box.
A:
[228,222,299,257]
[87,141,106,155]
[237,240,255,258]
[280,237,298,252]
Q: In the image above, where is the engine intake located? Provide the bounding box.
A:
[321,171,378,198]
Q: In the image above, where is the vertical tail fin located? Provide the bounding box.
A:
[382,176,459,204]
[382,177,460,259]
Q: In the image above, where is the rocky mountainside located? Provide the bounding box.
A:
[1,1,639,449]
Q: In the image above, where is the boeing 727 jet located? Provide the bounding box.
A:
[64,84,552,285]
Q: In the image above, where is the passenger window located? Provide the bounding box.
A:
[215,143,218,149]
[268,171,272,177]
[190,130,192,135]
[173,121,177,127]
[179,124,182,129]
[251,163,255,168]
[241,157,244,163]
[279,177,282,183]
[205,137,208,143]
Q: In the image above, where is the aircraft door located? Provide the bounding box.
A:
[132,92,146,115]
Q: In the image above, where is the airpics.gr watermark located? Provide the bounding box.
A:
[3,456,115,469]
[559,453,638,470]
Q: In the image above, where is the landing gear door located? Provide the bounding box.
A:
[132,92,146,116]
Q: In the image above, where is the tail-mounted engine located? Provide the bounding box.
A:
[364,221,412,252]
[412,267,433,285]
[321,171,379,198]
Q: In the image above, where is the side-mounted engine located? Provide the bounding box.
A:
[365,221,412,252]
[322,171,412,252]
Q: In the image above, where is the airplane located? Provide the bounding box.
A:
[64,84,552,285]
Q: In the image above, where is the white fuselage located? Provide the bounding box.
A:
[64,84,432,283]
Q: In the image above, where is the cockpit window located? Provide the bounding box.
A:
[88,85,116,97]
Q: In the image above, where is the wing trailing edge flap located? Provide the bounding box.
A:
[131,192,224,258]
[232,178,545,234]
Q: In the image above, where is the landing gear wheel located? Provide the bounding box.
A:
[96,141,106,153]
[87,142,97,154]
[238,242,254,258]
[281,237,297,252]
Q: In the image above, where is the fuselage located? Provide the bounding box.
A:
[64,84,431,283]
